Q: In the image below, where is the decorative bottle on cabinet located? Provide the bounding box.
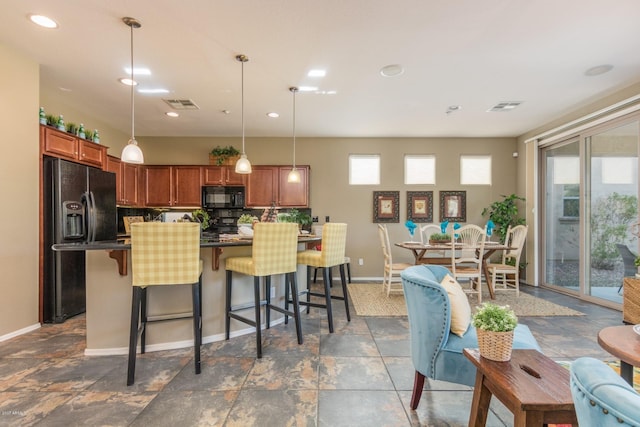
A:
[57,115,65,131]
[39,107,47,124]
[78,123,86,139]
[93,129,100,143]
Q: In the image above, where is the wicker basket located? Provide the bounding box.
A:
[476,328,514,361]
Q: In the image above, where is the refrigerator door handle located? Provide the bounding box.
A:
[88,191,97,242]
[82,191,94,242]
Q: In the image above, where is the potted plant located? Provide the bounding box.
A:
[481,194,526,243]
[429,233,451,244]
[237,214,259,228]
[191,209,211,231]
[634,255,640,278]
[209,145,240,166]
[472,302,518,361]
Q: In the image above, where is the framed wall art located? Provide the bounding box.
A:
[406,191,433,222]
[439,191,466,222]
[373,191,399,223]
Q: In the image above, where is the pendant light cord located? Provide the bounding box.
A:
[130,23,135,141]
[292,88,297,168]
[241,59,245,154]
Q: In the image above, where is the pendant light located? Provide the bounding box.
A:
[287,87,301,183]
[121,17,144,164]
[234,54,252,174]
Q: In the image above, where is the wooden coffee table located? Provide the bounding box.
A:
[597,325,640,386]
[464,348,577,427]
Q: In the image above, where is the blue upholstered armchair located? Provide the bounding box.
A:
[570,357,640,427]
[401,264,541,410]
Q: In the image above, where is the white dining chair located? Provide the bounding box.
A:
[378,224,413,296]
[450,224,486,303]
[487,225,527,296]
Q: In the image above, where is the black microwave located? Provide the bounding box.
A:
[203,186,245,208]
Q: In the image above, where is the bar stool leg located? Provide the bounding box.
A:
[284,274,291,325]
[225,270,232,340]
[288,272,303,344]
[305,265,312,314]
[339,264,351,321]
[265,276,271,329]
[140,287,148,353]
[322,267,334,333]
[127,287,143,386]
[253,276,263,358]
[191,280,202,375]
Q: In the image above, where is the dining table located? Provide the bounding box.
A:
[395,240,512,300]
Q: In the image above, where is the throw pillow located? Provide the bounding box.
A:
[440,274,471,337]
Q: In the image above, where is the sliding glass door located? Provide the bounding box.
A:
[541,117,639,306]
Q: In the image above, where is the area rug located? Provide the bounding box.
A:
[347,283,585,317]
[556,360,640,393]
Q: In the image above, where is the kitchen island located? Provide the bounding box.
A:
[53,235,321,355]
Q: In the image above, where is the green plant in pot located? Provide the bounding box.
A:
[191,209,211,231]
[278,209,312,229]
[237,214,258,227]
[481,194,526,243]
[472,302,517,361]
[210,145,240,165]
[429,232,451,243]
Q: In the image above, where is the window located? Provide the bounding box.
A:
[349,154,380,185]
[404,155,435,184]
[460,155,491,185]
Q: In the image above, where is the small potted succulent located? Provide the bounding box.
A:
[634,255,640,278]
[472,302,518,361]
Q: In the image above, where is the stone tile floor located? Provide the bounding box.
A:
[0,283,622,427]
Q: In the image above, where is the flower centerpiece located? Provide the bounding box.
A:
[429,233,451,244]
[472,302,518,361]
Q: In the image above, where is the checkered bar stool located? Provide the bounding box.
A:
[127,222,203,386]
[295,223,350,333]
[225,222,302,358]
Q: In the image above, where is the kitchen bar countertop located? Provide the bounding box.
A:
[53,234,321,251]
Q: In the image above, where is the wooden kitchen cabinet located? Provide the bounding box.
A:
[105,156,124,204]
[143,165,202,207]
[122,163,140,206]
[40,125,107,168]
[246,165,310,207]
[278,166,309,207]
[203,166,245,186]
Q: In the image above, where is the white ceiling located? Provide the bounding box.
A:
[2,0,640,139]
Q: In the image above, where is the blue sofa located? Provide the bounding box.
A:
[570,357,640,427]
[401,264,541,410]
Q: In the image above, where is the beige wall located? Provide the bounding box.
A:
[0,43,40,337]
[139,135,519,277]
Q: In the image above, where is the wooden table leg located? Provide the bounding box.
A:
[212,247,223,271]
[482,249,497,299]
[468,371,492,427]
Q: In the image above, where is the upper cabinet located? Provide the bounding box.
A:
[106,155,140,206]
[40,125,107,168]
[246,165,310,207]
[143,166,202,207]
[203,166,245,186]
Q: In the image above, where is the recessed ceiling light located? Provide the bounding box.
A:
[29,14,58,28]
[584,64,613,76]
[298,86,318,92]
[308,69,326,77]
[119,78,137,86]
[487,101,522,112]
[138,88,169,94]
[446,105,462,115]
[266,112,279,118]
[165,112,179,117]
[221,110,230,115]
[125,67,151,76]
[380,64,404,77]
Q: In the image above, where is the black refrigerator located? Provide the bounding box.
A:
[43,157,117,323]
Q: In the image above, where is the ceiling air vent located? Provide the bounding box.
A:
[487,101,522,112]
[162,99,200,110]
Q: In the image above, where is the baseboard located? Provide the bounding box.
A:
[0,323,41,342]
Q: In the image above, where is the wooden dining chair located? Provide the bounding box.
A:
[487,225,527,296]
[450,224,486,303]
[378,224,413,296]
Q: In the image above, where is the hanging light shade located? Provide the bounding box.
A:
[235,54,252,174]
[121,17,144,164]
[288,86,301,183]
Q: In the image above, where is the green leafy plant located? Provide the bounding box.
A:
[635,256,640,268]
[45,114,58,127]
[472,303,517,332]
[191,209,210,230]
[238,214,258,224]
[481,194,526,243]
[429,232,451,242]
[66,122,78,135]
[210,145,240,165]
[590,192,637,270]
